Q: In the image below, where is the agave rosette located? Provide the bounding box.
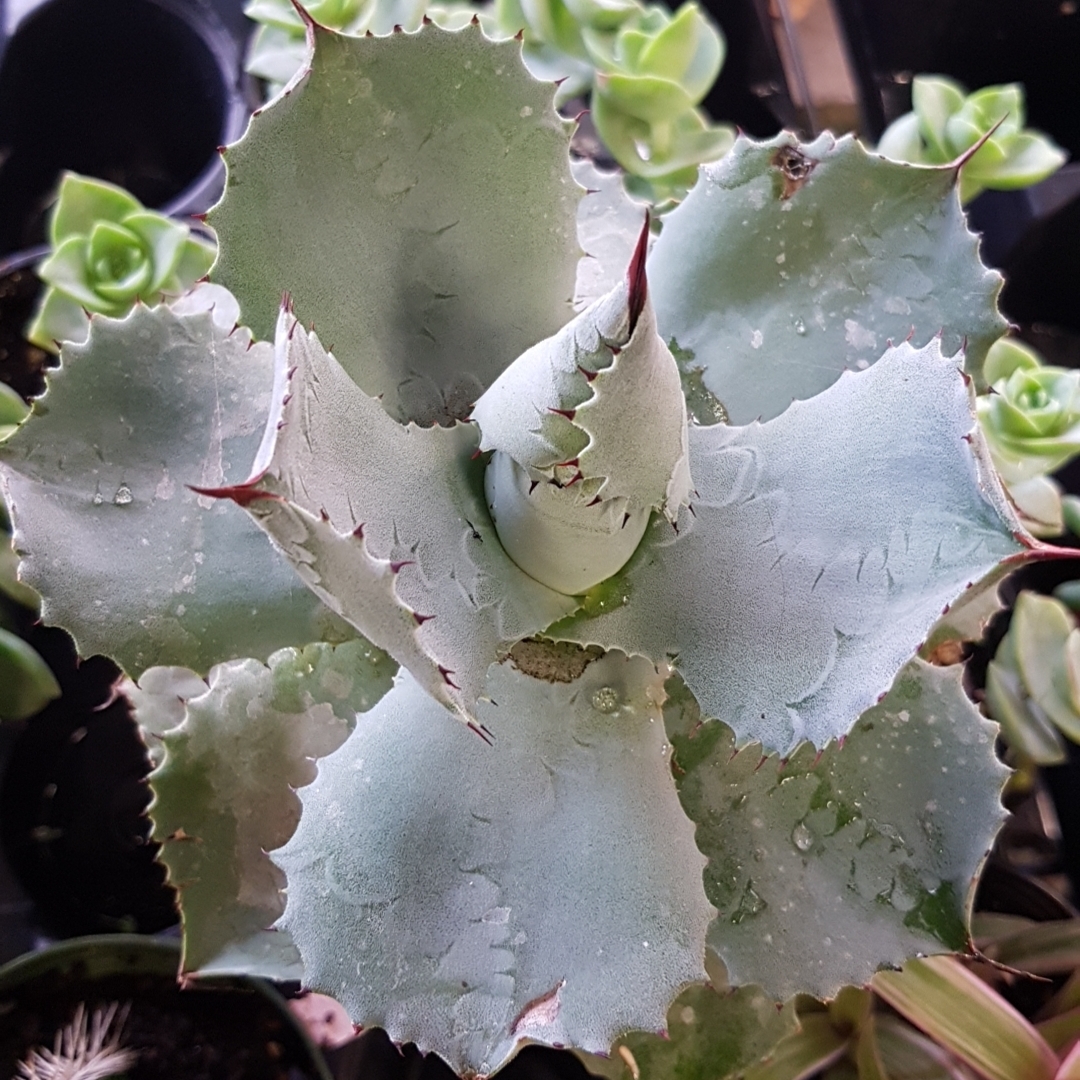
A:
[0,15,1057,1075]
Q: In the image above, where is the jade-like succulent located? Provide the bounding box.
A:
[985,591,1080,766]
[26,173,216,354]
[877,75,1066,204]
[0,19,1059,1077]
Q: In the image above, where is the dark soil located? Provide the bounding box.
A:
[0,967,324,1080]
[0,261,50,401]
[0,618,179,940]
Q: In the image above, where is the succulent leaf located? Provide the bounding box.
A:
[668,658,1009,1000]
[578,982,800,1080]
[572,159,648,310]
[984,592,1080,764]
[878,75,1066,204]
[274,649,714,1075]
[142,640,395,977]
[556,340,1022,752]
[0,626,61,721]
[28,172,214,353]
[647,133,1007,423]
[244,0,436,92]
[583,2,733,195]
[473,241,691,593]
[0,294,350,676]
[218,309,576,722]
[212,22,581,425]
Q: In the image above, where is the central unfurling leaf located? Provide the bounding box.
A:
[472,222,691,594]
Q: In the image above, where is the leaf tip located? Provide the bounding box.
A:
[627,213,650,335]
[187,475,279,508]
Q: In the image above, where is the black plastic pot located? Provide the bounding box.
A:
[0,604,179,948]
[0,935,333,1079]
[829,0,1080,151]
[0,0,251,256]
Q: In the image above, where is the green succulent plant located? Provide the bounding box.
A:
[582,2,733,201]
[0,382,28,444]
[976,337,1080,538]
[0,19,1062,1077]
[985,591,1080,767]
[26,173,216,355]
[0,494,59,723]
[979,338,1080,484]
[877,75,1066,204]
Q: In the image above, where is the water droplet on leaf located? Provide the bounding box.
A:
[591,686,620,713]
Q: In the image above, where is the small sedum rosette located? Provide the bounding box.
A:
[977,337,1080,485]
[27,173,215,354]
[877,75,1066,204]
[585,1,733,199]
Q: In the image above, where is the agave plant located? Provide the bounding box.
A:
[245,0,732,201]
[0,15,1067,1077]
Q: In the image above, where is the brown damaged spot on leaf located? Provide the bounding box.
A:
[927,640,967,667]
[509,638,604,683]
[772,146,817,199]
[511,979,565,1035]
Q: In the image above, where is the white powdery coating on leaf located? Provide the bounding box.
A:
[274,651,713,1075]
[473,282,690,517]
[243,314,575,719]
[0,303,333,676]
[210,23,582,426]
[573,160,648,311]
[562,340,1024,752]
[145,640,392,978]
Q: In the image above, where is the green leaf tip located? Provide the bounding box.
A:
[648,131,1007,422]
[140,638,396,978]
